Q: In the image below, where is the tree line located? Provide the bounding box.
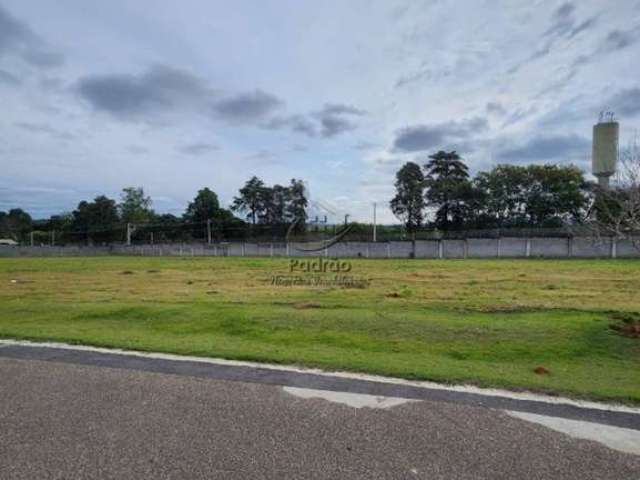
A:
[3,148,638,245]
[0,177,308,245]
[391,151,591,235]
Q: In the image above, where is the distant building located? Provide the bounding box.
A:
[0,239,18,246]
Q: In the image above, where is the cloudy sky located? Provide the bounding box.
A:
[1,0,640,223]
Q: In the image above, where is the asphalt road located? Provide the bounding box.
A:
[1,354,639,479]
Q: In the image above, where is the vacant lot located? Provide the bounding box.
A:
[1,256,639,403]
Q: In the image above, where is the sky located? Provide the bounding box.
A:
[1,0,640,223]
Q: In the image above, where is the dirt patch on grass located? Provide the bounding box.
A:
[385,287,413,299]
[533,366,550,375]
[609,312,640,338]
[294,302,323,309]
[476,305,543,314]
[120,270,134,275]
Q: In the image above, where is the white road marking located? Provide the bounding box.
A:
[507,411,640,456]
[282,386,418,409]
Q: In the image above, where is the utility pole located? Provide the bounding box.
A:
[150,232,154,245]
[207,219,212,245]
[30,231,34,247]
[51,230,55,246]
[344,214,350,226]
[373,202,377,242]
[126,223,132,246]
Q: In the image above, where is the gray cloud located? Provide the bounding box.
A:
[0,4,63,68]
[601,28,638,52]
[212,90,283,123]
[486,102,506,116]
[14,122,75,140]
[245,149,276,160]
[0,4,34,53]
[0,69,20,86]
[543,2,575,38]
[392,117,488,152]
[544,2,597,40]
[510,3,597,73]
[607,87,640,117]
[314,103,366,137]
[319,115,356,137]
[352,141,380,150]
[496,134,589,163]
[573,27,640,67]
[126,145,148,155]
[263,114,317,136]
[177,143,219,155]
[263,103,365,137]
[395,68,432,89]
[22,49,64,68]
[319,103,366,116]
[76,65,212,119]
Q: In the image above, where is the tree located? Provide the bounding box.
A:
[474,164,588,228]
[44,213,74,244]
[423,151,472,230]
[0,208,32,242]
[286,179,308,223]
[589,140,640,249]
[184,188,220,223]
[71,196,120,244]
[390,162,425,235]
[474,165,529,227]
[119,187,153,225]
[231,176,267,225]
[260,184,288,224]
[524,165,587,227]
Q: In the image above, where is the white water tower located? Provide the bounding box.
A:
[592,112,619,189]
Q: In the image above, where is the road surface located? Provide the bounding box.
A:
[0,343,639,479]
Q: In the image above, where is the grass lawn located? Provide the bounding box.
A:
[1,256,639,403]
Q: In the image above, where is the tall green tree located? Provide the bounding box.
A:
[286,179,308,223]
[474,164,588,228]
[231,176,267,225]
[72,196,120,244]
[474,165,529,227]
[184,188,220,223]
[261,184,289,224]
[424,151,472,230]
[390,162,425,235]
[119,187,153,225]
[0,209,33,242]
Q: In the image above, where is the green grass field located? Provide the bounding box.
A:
[1,256,639,403]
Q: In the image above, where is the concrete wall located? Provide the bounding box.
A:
[498,238,528,257]
[571,238,611,257]
[530,238,570,257]
[467,239,496,258]
[1,238,639,259]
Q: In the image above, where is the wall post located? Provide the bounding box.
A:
[611,237,617,258]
